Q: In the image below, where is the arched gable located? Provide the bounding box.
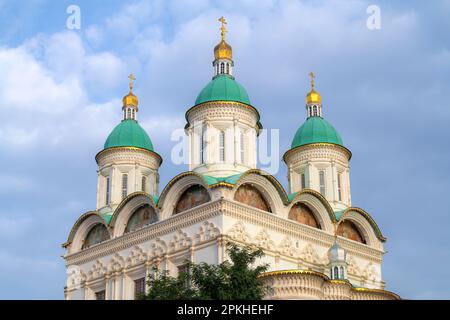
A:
[337,220,365,244]
[158,172,212,220]
[174,184,211,215]
[82,224,110,249]
[125,204,158,234]
[337,208,386,248]
[234,169,289,204]
[109,192,158,237]
[288,189,335,233]
[66,212,111,253]
[288,203,321,229]
[234,184,271,212]
[233,170,286,214]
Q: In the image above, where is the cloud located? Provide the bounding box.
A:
[0,31,128,151]
[0,174,33,193]
[0,216,33,238]
[0,0,449,299]
[0,249,59,271]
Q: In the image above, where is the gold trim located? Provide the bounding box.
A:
[209,182,235,188]
[95,146,163,166]
[184,100,263,134]
[157,171,212,208]
[354,287,401,300]
[64,210,104,247]
[283,142,352,162]
[329,279,352,286]
[259,269,400,299]
[259,269,329,280]
[289,189,336,223]
[233,169,290,205]
[338,207,386,243]
[109,191,159,227]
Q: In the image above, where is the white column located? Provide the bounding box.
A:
[251,128,257,168]
[346,168,352,206]
[111,166,117,205]
[207,122,213,165]
[307,162,313,190]
[121,274,126,300]
[331,161,337,202]
[233,119,238,166]
[96,171,101,209]
[134,165,138,194]
[188,127,193,170]
[288,166,293,194]
[105,276,112,300]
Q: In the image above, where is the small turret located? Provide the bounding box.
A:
[328,238,348,280]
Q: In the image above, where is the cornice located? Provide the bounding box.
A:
[185,100,263,134]
[259,269,329,280]
[64,199,384,266]
[283,143,352,163]
[353,287,400,300]
[260,269,400,300]
[95,146,163,166]
[64,200,223,266]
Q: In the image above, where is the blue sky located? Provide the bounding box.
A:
[0,0,449,299]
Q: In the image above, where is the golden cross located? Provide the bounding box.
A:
[128,73,136,92]
[218,16,227,41]
[309,72,315,90]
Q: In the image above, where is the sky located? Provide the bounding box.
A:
[0,0,449,299]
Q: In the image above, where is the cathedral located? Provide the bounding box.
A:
[63,18,399,300]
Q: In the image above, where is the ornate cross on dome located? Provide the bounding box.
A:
[309,71,315,90]
[218,16,227,41]
[128,73,136,92]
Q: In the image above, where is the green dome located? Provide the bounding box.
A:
[291,116,343,149]
[104,119,154,151]
[195,75,251,105]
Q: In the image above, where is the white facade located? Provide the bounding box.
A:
[95,147,161,212]
[186,102,260,177]
[285,144,352,210]
[63,23,398,301]
[64,169,396,300]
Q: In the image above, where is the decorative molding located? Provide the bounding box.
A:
[87,260,107,281]
[169,230,192,253]
[278,236,295,257]
[253,229,275,251]
[108,253,125,274]
[300,243,320,264]
[283,143,352,163]
[259,270,399,300]
[185,101,260,130]
[65,199,384,268]
[194,221,220,244]
[125,246,147,268]
[227,221,250,242]
[150,238,167,258]
[96,147,162,168]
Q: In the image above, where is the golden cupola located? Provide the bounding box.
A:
[214,17,232,60]
[123,73,139,108]
[212,17,234,77]
[122,73,139,120]
[306,71,322,104]
[214,40,232,60]
[305,72,323,118]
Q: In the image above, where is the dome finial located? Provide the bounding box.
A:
[306,71,322,106]
[309,71,315,91]
[213,17,233,76]
[128,73,136,93]
[123,73,138,117]
[218,16,227,41]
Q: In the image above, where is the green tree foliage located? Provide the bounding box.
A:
[142,244,270,300]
